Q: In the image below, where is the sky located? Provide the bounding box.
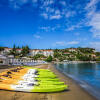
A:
[0,0,100,50]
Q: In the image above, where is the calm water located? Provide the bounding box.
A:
[54,63,100,100]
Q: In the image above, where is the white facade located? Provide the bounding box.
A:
[0,55,9,65]
[29,50,54,57]
[0,48,54,57]
[0,48,12,55]
[16,49,22,53]
[0,48,22,55]
[68,48,77,52]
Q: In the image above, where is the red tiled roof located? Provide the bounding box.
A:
[30,49,53,52]
[4,48,12,50]
[16,49,22,51]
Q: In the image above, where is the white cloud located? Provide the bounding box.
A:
[8,0,29,9]
[34,34,41,39]
[40,1,76,20]
[39,26,50,32]
[55,10,60,15]
[59,1,66,6]
[8,0,76,22]
[32,0,38,3]
[9,0,20,9]
[65,11,76,18]
[90,42,100,51]
[85,0,97,10]
[54,41,79,46]
[67,41,79,45]
[75,33,80,36]
[8,0,38,9]
[42,0,54,6]
[50,14,62,20]
[39,25,61,32]
[89,13,100,38]
[85,0,100,38]
[45,7,54,13]
[66,26,75,31]
[55,41,67,46]
[65,22,82,31]
[76,37,87,41]
[10,3,20,10]
[40,8,62,20]
[41,13,48,19]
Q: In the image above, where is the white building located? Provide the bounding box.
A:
[0,48,12,55]
[16,49,22,53]
[68,48,77,52]
[0,48,22,55]
[29,49,54,57]
[0,55,9,65]
[0,48,54,57]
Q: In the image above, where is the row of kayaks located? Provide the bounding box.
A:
[0,66,68,92]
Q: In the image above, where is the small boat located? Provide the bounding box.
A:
[0,83,67,92]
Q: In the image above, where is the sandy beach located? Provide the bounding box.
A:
[0,64,97,100]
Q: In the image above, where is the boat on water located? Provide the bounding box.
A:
[0,66,68,92]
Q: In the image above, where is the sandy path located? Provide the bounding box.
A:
[0,64,97,100]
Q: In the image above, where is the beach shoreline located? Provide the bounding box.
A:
[0,64,97,100]
[53,61,100,64]
[48,64,97,100]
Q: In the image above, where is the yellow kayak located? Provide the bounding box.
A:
[0,66,68,92]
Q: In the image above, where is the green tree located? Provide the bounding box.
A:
[96,57,100,61]
[16,46,20,49]
[21,45,30,57]
[67,57,75,61]
[78,47,94,53]
[0,47,4,51]
[54,49,62,58]
[76,54,91,61]
[33,54,46,60]
[95,52,100,56]
[45,55,53,62]
[9,44,18,57]
[33,55,38,61]
[58,56,66,62]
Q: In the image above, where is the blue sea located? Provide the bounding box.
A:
[54,63,100,100]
